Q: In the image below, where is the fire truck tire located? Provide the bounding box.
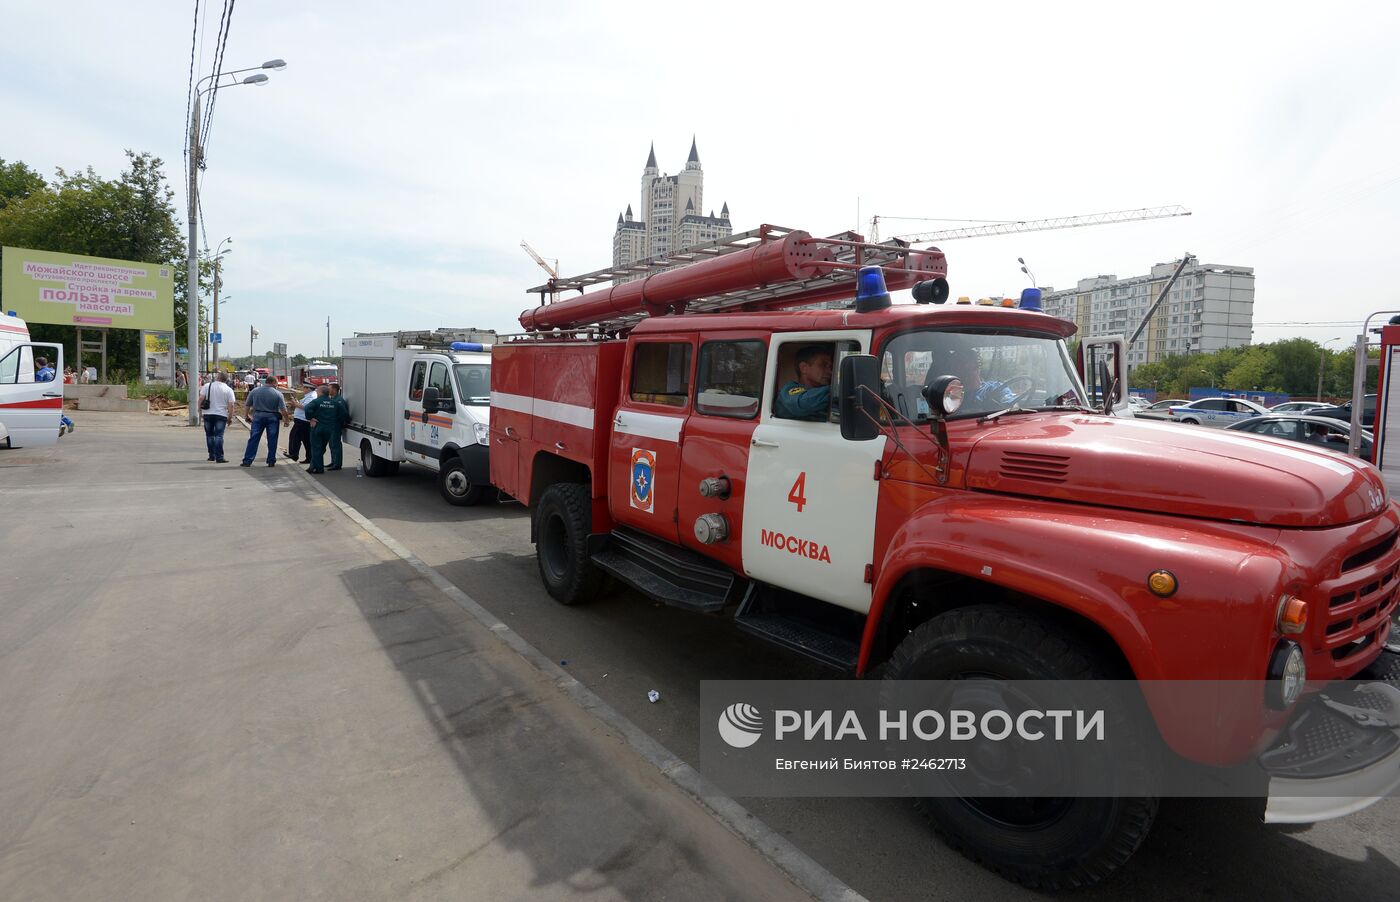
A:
[535,482,605,605]
[360,441,398,477]
[886,604,1158,890]
[439,456,485,506]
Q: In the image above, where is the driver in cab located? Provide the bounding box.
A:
[775,344,833,421]
[945,348,1016,410]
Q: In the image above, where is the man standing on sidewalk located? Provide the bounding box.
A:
[200,372,237,462]
[241,376,290,468]
[303,385,347,474]
[285,382,316,464]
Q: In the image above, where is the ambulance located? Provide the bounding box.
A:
[0,312,65,449]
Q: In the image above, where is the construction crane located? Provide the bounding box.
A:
[520,240,560,301]
[888,205,1191,245]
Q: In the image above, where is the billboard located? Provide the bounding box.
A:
[1,246,174,331]
[142,330,175,384]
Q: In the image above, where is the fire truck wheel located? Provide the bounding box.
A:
[535,482,605,605]
[439,456,485,506]
[886,604,1158,890]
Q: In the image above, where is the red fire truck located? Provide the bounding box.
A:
[489,225,1400,888]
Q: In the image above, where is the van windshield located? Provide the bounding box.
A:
[880,329,1087,421]
[454,363,491,405]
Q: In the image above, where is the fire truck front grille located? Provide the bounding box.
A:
[1318,565,1400,671]
[998,451,1070,484]
[1341,530,1398,572]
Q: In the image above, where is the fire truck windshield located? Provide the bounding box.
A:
[453,363,491,405]
[880,329,1088,421]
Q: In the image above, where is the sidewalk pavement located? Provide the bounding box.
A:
[0,411,814,901]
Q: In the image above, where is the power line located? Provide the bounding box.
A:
[201,0,237,167]
[181,0,201,203]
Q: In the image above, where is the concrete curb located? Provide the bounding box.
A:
[288,464,864,902]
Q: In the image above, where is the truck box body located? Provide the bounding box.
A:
[490,338,623,523]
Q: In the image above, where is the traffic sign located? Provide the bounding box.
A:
[210,332,223,344]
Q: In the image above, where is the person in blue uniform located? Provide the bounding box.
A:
[946,349,1016,410]
[774,344,833,421]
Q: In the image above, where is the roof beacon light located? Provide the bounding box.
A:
[854,265,891,313]
[450,341,487,352]
[1019,287,1043,311]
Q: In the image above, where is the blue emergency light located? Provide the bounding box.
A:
[451,341,486,352]
[1019,287,1043,311]
[854,265,891,313]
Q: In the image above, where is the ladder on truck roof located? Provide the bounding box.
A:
[351,328,497,348]
[524,224,945,332]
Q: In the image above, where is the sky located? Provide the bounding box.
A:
[3,0,1399,358]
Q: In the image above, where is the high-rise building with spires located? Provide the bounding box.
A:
[612,137,731,282]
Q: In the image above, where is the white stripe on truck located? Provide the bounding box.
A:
[492,391,595,430]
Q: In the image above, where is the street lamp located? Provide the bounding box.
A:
[1317,336,1345,401]
[211,238,232,372]
[185,59,284,423]
[1017,256,1036,287]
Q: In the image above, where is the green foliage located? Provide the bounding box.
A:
[0,159,46,209]
[1132,339,1373,399]
[126,381,188,404]
[0,151,203,375]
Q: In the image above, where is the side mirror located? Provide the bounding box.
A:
[422,386,441,413]
[838,354,883,441]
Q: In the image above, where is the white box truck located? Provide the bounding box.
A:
[340,330,494,505]
[0,312,64,450]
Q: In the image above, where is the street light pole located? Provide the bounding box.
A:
[1317,336,1344,401]
[183,58,286,425]
[212,238,231,372]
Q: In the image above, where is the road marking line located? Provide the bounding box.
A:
[290,464,863,902]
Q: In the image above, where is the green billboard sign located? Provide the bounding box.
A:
[1,246,175,331]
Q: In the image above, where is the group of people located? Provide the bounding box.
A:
[196,373,348,473]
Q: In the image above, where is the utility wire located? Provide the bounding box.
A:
[201,0,237,167]
[181,0,201,206]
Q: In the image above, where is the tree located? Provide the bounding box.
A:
[0,159,45,209]
[0,151,202,376]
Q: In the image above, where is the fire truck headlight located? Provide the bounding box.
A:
[473,421,489,444]
[1266,641,1306,710]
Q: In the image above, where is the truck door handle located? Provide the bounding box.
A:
[614,415,626,428]
[505,425,515,437]
[42,392,62,398]
[751,438,780,448]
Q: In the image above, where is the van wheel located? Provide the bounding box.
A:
[535,482,604,605]
[885,605,1158,890]
[439,455,484,505]
[360,441,398,477]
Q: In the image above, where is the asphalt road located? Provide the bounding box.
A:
[319,451,1400,901]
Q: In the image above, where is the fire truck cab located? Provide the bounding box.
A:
[490,226,1400,889]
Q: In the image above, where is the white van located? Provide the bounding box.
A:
[0,313,65,449]
[341,331,493,505]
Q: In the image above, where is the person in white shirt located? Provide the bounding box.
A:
[285,383,317,463]
[199,372,238,463]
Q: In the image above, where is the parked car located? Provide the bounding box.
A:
[1133,398,1186,421]
[1168,397,1271,427]
[1312,394,1377,428]
[1226,414,1373,459]
[1269,400,1333,414]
